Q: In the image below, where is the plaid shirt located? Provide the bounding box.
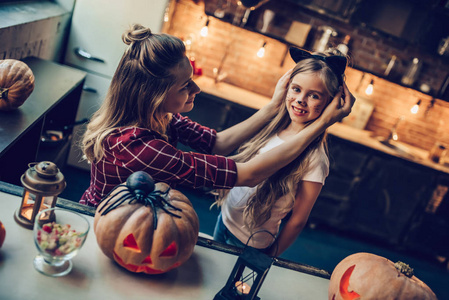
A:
[80,114,237,207]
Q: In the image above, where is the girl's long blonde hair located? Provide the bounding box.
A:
[216,49,346,230]
[82,24,186,163]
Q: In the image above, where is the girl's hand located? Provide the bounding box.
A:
[320,81,356,126]
[267,69,293,111]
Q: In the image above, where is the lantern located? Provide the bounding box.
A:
[14,161,66,229]
[214,246,274,300]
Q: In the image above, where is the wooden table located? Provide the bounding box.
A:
[0,182,330,300]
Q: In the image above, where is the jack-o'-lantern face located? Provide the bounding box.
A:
[93,181,199,275]
[113,233,180,274]
[113,233,181,274]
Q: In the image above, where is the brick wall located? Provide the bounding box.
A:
[164,0,449,152]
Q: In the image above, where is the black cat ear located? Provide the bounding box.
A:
[325,56,347,76]
[289,47,312,63]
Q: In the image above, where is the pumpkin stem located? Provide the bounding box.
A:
[0,87,8,99]
[394,261,414,278]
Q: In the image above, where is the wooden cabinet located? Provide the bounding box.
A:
[310,134,449,257]
[0,57,86,186]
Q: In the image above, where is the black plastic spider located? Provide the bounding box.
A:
[98,171,182,230]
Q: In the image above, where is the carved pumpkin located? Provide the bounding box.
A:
[328,252,437,300]
[0,220,5,248]
[0,59,35,111]
[94,172,199,274]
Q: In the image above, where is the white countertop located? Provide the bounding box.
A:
[0,190,329,300]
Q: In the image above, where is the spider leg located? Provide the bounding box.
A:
[101,193,135,215]
[146,197,158,230]
[98,187,130,213]
[160,197,182,212]
[158,205,182,219]
[151,192,182,212]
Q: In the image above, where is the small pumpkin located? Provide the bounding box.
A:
[328,252,437,300]
[0,220,5,248]
[94,171,199,274]
[0,59,35,111]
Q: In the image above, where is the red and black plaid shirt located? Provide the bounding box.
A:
[80,114,237,207]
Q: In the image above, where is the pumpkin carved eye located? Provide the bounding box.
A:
[159,241,177,257]
[123,234,140,252]
[140,242,177,265]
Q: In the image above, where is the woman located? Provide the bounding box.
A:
[80,24,355,207]
[213,47,348,256]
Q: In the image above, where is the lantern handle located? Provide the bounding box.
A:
[244,230,279,258]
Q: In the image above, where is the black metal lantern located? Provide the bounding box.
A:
[14,161,66,229]
[214,246,274,300]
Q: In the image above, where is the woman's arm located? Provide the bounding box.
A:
[268,180,323,256]
[213,70,292,155]
[235,82,354,187]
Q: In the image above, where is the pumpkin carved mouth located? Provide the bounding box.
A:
[112,250,181,274]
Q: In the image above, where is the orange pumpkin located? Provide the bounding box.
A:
[0,59,35,111]
[328,252,437,300]
[94,172,199,274]
[0,220,5,248]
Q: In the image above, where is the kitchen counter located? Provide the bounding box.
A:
[0,181,330,300]
[195,76,449,175]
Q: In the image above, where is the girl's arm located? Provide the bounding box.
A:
[213,70,292,156]
[268,180,323,256]
[235,82,354,187]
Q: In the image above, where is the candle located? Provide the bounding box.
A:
[235,281,251,295]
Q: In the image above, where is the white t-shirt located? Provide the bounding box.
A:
[221,135,329,249]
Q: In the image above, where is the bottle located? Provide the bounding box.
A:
[336,35,351,55]
[401,57,422,86]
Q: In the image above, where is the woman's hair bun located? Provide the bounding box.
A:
[122,24,152,45]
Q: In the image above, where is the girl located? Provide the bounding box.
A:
[80,24,355,208]
[213,47,348,256]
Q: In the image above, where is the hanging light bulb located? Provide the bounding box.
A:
[163,6,170,23]
[257,42,266,58]
[365,79,374,95]
[200,17,210,37]
[411,99,421,114]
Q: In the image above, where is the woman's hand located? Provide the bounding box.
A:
[266,69,293,112]
[319,81,356,127]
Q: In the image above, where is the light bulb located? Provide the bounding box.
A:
[365,79,374,95]
[200,18,210,37]
[163,6,170,22]
[411,99,421,114]
[257,42,266,58]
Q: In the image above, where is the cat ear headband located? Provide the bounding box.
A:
[289,47,347,85]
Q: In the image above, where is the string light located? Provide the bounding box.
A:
[200,17,210,37]
[257,42,266,58]
[365,79,374,95]
[411,99,421,114]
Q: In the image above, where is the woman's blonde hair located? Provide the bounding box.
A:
[216,49,346,230]
[83,24,186,163]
